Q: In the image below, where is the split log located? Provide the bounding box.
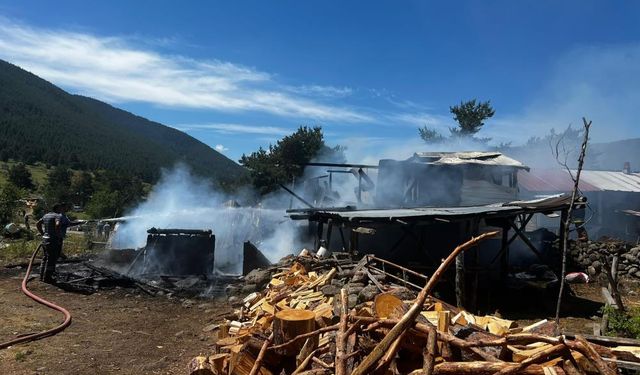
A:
[296,337,316,368]
[248,333,274,375]
[495,343,566,375]
[292,346,329,375]
[433,361,565,375]
[209,354,227,374]
[231,346,274,375]
[350,231,498,375]
[188,356,214,375]
[437,310,452,359]
[273,310,316,356]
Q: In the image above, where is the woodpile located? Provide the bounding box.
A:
[190,232,640,375]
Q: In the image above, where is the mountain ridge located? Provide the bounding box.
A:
[0,59,247,184]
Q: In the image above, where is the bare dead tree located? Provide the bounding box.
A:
[553,117,592,328]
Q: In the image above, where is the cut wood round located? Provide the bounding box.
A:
[273,310,317,356]
[374,293,404,319]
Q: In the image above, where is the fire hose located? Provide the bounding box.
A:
[0,243,72,350]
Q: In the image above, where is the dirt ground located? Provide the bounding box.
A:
[1,261,639,375]
[0,267,232,375]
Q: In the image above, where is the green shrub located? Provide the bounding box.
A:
[603,305,640,339]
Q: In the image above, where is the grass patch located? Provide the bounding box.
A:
[603,305,640,339]
[14,349,32,362]
[0,160,51,188]
[0,232,94,265]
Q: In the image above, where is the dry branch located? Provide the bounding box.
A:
[350,231,499,375]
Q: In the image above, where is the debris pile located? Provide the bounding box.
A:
[190,233,640,375]
[568,239,640,279]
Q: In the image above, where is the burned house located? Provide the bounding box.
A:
[376,151,527,207]
[290,151,575,310]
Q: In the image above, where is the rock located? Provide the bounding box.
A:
[225,284,242,296]
[635,271,640,278]
[174,276,200,289]
[228,296,242,306]
[202,323,217,332]
[592,261,602,271]
[388,286,416,301]
[320,284,341,297]
[587,266,597,277]
[175,330,184,337]
[182,299,194,308]
[589,254,599,262]
[358,285,379,303]
[331,279,345,288]
[242,283,258,294]
[345,283,364,295]
[348,294,358,309]
[244,268,272,289]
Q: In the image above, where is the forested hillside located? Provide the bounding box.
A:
[0,60,247,184]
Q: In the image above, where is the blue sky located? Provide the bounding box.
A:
[1,1,639,162]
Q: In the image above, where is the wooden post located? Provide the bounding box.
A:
[325,219,333,252]
[500,224,509,282]
[349,229,359,254]
[315,220,324,251]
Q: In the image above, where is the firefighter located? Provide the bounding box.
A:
[36,203,64,283]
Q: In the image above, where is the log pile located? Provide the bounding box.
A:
[190,232,640,375]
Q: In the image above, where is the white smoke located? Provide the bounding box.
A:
[110,165,303,274]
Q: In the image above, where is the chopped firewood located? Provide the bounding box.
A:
[188,240,640,375]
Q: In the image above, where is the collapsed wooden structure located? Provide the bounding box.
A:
[188,233,640,375]
[289,195,575,309]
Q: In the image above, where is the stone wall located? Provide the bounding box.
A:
[567,239,640,279]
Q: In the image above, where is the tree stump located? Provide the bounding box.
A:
[273,310,317,356]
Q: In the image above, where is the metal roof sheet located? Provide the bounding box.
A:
[295,195,573,222]
[574,170,640,192]
[410,151,529,170]
[518,169,600,192]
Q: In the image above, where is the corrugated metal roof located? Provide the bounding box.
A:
[294,195,573,222]
[577,170,640,192]
[410,151,529,170]
[520,169,640,193]
[518,169,600,192]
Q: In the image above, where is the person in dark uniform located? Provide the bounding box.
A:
[572,196,588,241]
[36,203,63,283]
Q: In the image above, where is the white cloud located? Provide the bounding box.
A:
[0,19,371,123]
[175,123,291,136]
[285,84,353,98]
[214,144,228,152]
